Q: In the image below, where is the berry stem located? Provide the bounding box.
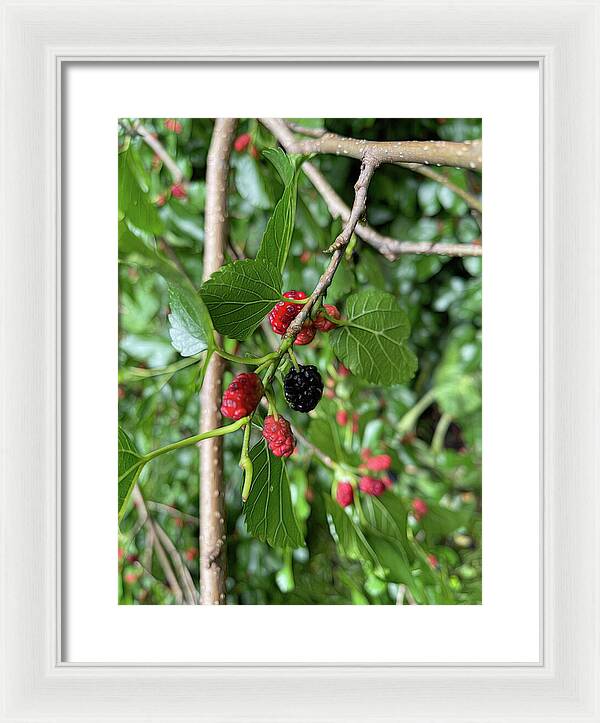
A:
[215,349,277,366]
[143,416,250,463]
[240,421,253,502]
[287,349,300,371]
[264,387,279,420]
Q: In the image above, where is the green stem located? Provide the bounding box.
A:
[288,348,300,371]
[240,421,253,502]
[119,355,200,381]
[397,388,437,436]
[431,412,452,455]
[215,349,277,366]
[143,416,249,463]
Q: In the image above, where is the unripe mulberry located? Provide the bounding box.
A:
[262,415,295,458]
[220,373,263,420]
[268,291,306,335]
[336,481,354,508]
[314,304,341,332]
[359,476,386,497]
[412,498,428,521]
[366,454,392,472]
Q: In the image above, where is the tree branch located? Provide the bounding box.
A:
[285,121,482,212]
[262,118,482,171]
[200,118,237,605]
[261,118,481,260]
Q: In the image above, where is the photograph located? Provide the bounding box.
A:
[117,117,482,606]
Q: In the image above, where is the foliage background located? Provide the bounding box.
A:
[118,118,482,605]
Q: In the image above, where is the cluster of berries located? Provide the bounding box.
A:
[335,449,395,508]
[268,290,340,346]
[219,365,324,458]
[155,182,187,207]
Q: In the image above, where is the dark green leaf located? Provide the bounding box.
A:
[243,440,304,549]
[199,259,282,340]
[118,427,145,521]
[256,152,302,273]
[330,290,418,386]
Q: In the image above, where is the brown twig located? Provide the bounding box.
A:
[261,118,482,171]
[200,118,237,605]
[261,118,481,260]
[152,520,198,604]
[146,500,199,525]
[130,119,184,184]
[132,486,184,604]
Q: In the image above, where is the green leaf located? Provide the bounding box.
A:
[307,417,349,465]
[118,148,162,235]
[256,152,303,273]
[235,154,272,210]
[325,496,381,571]
[362,492,409,544]
[330,290,418,386]
[243,440,304,549]
[118,427,145,521]
[167,283,215,357]
[199,259,282,341]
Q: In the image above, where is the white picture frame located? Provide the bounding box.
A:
[1,1,599,720]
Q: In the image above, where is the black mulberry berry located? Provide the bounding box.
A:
[284,365,323,413]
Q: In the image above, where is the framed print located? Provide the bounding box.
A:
[1,1,599,721]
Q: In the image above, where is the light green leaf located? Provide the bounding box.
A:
[362,492,409,544]
[256,152,303,273]
[199,259,282,340]
[167,284,215,357]
[243,440,304,549]
[307,417,353,466]
[118,427,145,521]
[118,148,162,235]
[235,154,272,210]
[330,290,418,386]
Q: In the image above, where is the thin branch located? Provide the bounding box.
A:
[200,118,237,605]
[153,520,198,605]
[132,486,184,604]
[146,500,199,525]
[261,117,482,171]
[130,120,184,184]
[261,119,481,260]
[283,158,376,340]
[292,425,336,469]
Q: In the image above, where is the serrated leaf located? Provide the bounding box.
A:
[330,290,418,386]
[118,148,163,235]
[118,427,145,521]
[199,259,282,341]
[167,284,215,357]
[256,152,303,273]
[243,440,304,549]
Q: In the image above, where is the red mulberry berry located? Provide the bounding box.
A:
[336,409,348,426]
[366,454,392,472]
[164,118,183,134]
[268,291,307,335]
[171,182,187,199]
[294,321,316,346]
[220,373,263,420]
[314,304,341,332]
[427,553,439,569]
[262,415,295,458]
[412,498,428,521]
[234,133,251,152]
[337,363,350,377]
[360,448,372,462]
[359,476,386,497]
[336,481,354,508]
